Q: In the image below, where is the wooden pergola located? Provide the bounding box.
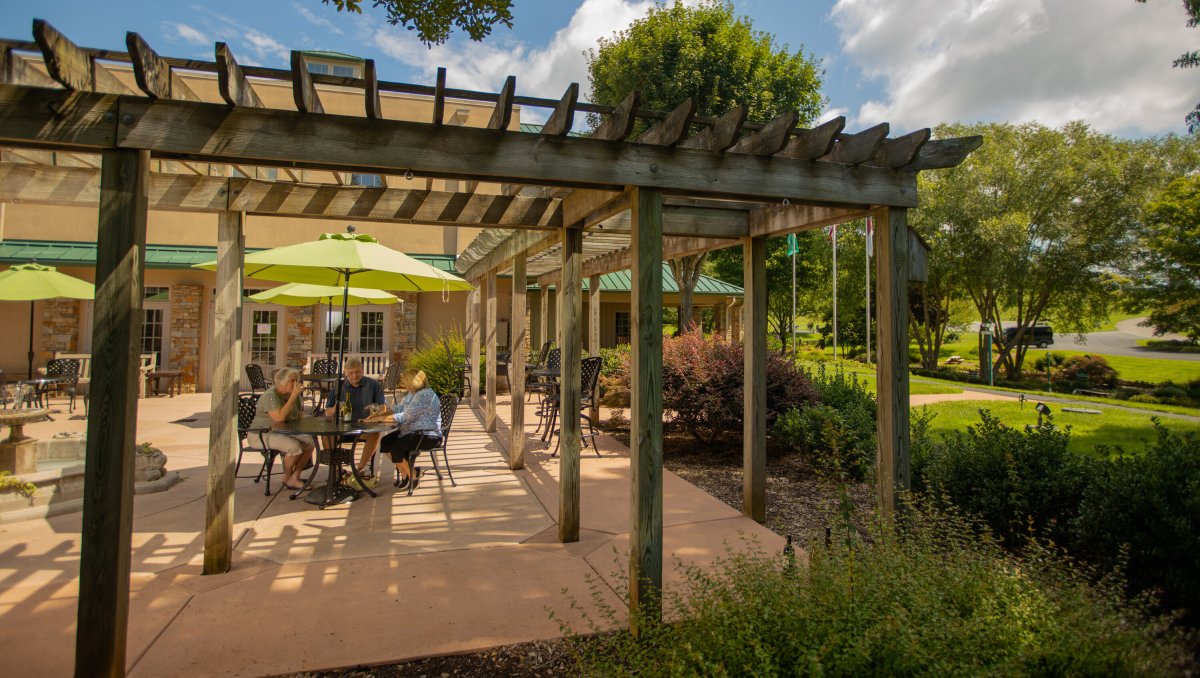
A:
[0,20,979,675]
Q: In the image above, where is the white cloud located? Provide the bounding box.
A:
[294,2,345,36]
[818,107,848,125]
[185,4,289,66]
[831,0,1198,135]
[372,0,659,102]
[163,22,209,46]
[243,29,290,64]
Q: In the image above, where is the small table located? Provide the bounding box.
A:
[273,416,397,508]
[17,376,68,410]
[146,370,183,397]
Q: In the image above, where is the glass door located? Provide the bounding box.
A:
[243,303,283,384]
[320,307,390,356]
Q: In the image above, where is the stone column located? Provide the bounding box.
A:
[286,305,315,369]
[392,292,419,365]
[41,298,81,361]
[169,284,203,392]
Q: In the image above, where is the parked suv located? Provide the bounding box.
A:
[998,325,1054,348]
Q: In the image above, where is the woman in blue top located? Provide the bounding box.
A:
[364,368,441,493]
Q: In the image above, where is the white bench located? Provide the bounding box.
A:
[304,352,389,379]
[52,352,157,397]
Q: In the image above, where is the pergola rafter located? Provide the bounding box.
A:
[0,19,981,675]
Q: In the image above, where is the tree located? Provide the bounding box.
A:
[586,0,824,332]
[921,121,1175,380]
[323,0,513,46]
[1128,174,1200,342]
[1137,0,1200,132]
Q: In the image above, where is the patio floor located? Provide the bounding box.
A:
[0,392,781,676]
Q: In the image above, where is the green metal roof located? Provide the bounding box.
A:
[531,263,742,296]
[0,240,457,272]
[519,122,587,137]
[298,50,365,62]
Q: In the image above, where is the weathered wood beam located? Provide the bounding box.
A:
[588,205,748,238]
[290,51,324,114]
[899,136,984,171]
[461,229,559,281]
[629,186,664,631]
[541,83,579,137]
[467,283,481,409]
[539,286,550,351]
[873,206,910,524]
[4,49,57,87]
[563,188,626,227]
[558,225,583,543]
[204,210,243,576]
[743,235,767,524]
[821,123,890,166]
[33,19,134,95]
[592,90,640,142]
[432,67,446,125]
[872,128,930,169]
[487,75,516,130]
[908,227,929,283]
[364,59,381,119]
[777,116,844,161]
[216,43,263,108]
[679,105,747,152]
[579,234,736,280]
[126,32,199,101]
[635,98,695,147]
[485,269,498,432]
[76,147,148,677]
[729,110,798,156]
[0,85,920,207]
[588,272,601,422]
[748,203,867,238]
[510,252,527,470]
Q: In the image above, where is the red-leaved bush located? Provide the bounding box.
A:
[610,332,816,443]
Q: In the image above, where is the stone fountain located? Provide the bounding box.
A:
[0,407,49,475]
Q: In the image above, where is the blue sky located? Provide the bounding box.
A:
[1,0,1195,137]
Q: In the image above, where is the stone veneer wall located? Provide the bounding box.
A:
[392,293,419,366]
[169,284,203,392]
[40,299,80,362]
[287,305,315,370]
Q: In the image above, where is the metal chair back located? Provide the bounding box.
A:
[581,356,602,407]
[535,340,553,367]
[245,364,269,393]
[46,358,80,381]
[312,358,339,376]
[439,393,458,437]
[237,393,259,432]
[382,362,401,390]
[546,347,561,370]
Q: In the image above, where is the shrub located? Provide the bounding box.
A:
[564,504,1193,676]
[1073,423,1200,622]
[1151,383,1189,404]
[1056,354,1118,389]
[773,365,877,479]
[404,327,466,397]
[1127,393,1162,404]
[1033,351,1066,372]
[911,409,1098,547]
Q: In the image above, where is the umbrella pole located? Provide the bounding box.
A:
[325,300,333,364]
[333,280,350,423]
[27,300,35,380]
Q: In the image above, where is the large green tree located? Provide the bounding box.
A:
[586,0,824,332]
[323,0,513,45]
[1128,174,1200,342]
[920,121,1177,379]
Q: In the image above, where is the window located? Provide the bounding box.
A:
[615,312,631,344]
[325,310,347,355]
[250,310,279,365]
[359,311,385,354]
[350,173,384,188]
[332,64,356,77]
[141,308,165,368]
[306,62,329,75]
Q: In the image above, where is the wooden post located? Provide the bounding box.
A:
[873,206,910,523]
[76,148,148,677]
[466,284,481,409]
[629,187,664,631]
[530,287,542,351]
[558,227,583,543]
[510,253,527,469]
[588,274,602,422]
[485,269,498,432]
[204,210,243,575]
[743,236,767,523]
[539,287,550,349]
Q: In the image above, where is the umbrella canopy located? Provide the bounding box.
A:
[195,232,473,292]
[248,283,399,306]
[0,262,94,379]
[0,262,95,300]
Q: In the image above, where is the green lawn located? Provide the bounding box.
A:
[915,399,1200,457]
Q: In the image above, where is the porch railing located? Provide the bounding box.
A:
[305,352,389,379]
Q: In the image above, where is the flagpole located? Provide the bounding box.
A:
[865,218,872,365]
[832,226,838,360]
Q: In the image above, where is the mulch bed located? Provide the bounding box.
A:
[289,423,868,678]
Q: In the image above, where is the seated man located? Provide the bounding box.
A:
[324,357,388,476]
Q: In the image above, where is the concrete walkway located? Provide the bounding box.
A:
[0,394,780,676]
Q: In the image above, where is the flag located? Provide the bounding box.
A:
[865,217,874,256]
[786,232,799,256]
[823,224,838,242]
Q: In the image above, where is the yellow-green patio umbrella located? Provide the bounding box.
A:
[249,283,399,364]
[0,262,95,378]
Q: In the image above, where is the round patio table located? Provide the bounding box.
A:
[273,416,397,508]
[17,376,68,411]
[528,368,560,443]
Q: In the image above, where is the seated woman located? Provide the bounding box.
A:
[364,368,441,491]
[252,367,317,491]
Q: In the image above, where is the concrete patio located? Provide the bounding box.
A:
[0,393,781,676]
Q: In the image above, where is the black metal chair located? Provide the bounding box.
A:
[245,363,269,395]
[381,363,402,404]
[532,347,561,435]
[421,394,460,488]
[306,358,339,410]
[235,393,291,496]
[45,358,81,412]
[551,356,603,457]
[496,351,511,392]
[525,341,553,401]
